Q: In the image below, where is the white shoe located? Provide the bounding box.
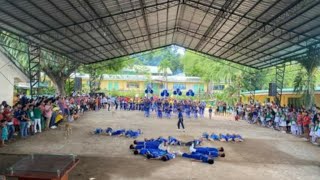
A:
[176,129,180,131]
[312,142,319,145]
[50,126,57,129]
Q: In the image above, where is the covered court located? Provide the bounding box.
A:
[1,0,320,180]
[1,111,320,180]
[1,0,320,69]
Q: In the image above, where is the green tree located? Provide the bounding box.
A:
[1,31,80,96]
[79,58,133,93]
[41,51,80,96]
[158,59,171,89]
[293,45,320,108]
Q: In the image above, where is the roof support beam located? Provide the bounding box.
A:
[82,0,130,54]
[235,13,320,64]
[187,0,215,48]
[4,0,97,62]
[139,0,153,49]
[227,0,320,62]
[69,27,176,54]
[186,0,320,45]
[196,0,261,54]
[250,39,320,68]
[65,0,123,57]
[29,0,108,62]
[194,0,238,51]
[0,10,87,63]
[114,0,142,52]
[219,0,315,59]
[28,0,179,37]
[172,0,183,43]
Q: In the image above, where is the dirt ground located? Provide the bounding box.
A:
[0,110,319,180]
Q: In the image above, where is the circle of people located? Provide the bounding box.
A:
[93,127,244,165]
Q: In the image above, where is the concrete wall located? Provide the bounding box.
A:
[0,50,28,105]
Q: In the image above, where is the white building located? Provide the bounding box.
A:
[0,48,28,105]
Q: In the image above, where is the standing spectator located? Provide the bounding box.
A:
[44,100,53,129]
[303,112,311,140]
[3,105,14,141]
[33,104,42,133]
[20,93,28,106]
[1,119,8,147]
[208,106,213,119]
[20,105,30,138]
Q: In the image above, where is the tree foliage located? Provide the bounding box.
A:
[293,45,320,108]
[79,58,133,93]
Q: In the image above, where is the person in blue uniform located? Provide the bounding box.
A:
[189,143,225,156]
[144,99,150,117]
[168,136,181,145]
[185,103,191,118]
[125,129,142,138]
[93,128,103,135]
[234,134,244,142]
[105,127,126,136]
[134,148,176,161]
[210,133,221,141]
[181,152,215,164]
[219,133,229,142]
[177,109,185,130]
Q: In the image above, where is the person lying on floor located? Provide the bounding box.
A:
[202,132,220,141]
[234,134,244,142]
[133,136,168,145]
[189,143,225,157]
[183,138,204,146]
[133,147,176,161]
[105,127,126,136]
[202,132,209,139]
[93,128,103,135]
[168,136,182,145]
[130,139,166,150]
[219,133,229,142]
[210,133,221,141]
[125,129,142,138]
[179,152,215,164]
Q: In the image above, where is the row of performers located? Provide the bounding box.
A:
[119,99,207,118]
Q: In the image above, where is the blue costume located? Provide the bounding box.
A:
[133,137,167,149]
[144,100,150,117]
[137,148,175,161]
[185,104,191,118]
[210,133,220,141]
[168,136,181,145]
[226,134,236,141]
[182,152,214,164]
[125,129,142,138]
[220,134,229,141]
[106,128,126,136]
[202,132,209,139]
[134,141,161,150]
[191,147,220,157]
[235,134,244,141]
[94,128,103,134]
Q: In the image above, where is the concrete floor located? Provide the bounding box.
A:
[0,110,320,180]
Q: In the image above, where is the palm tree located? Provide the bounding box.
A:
[158,59,171,89]
[293,45,320,109]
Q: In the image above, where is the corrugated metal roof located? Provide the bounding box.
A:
[0,0,319,69]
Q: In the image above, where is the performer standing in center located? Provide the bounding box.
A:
[177,108,185,131]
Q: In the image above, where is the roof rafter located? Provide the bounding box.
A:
[139,0,153,49]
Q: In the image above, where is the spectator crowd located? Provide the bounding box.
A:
[234,101,320,145]
[0,92,111,147]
